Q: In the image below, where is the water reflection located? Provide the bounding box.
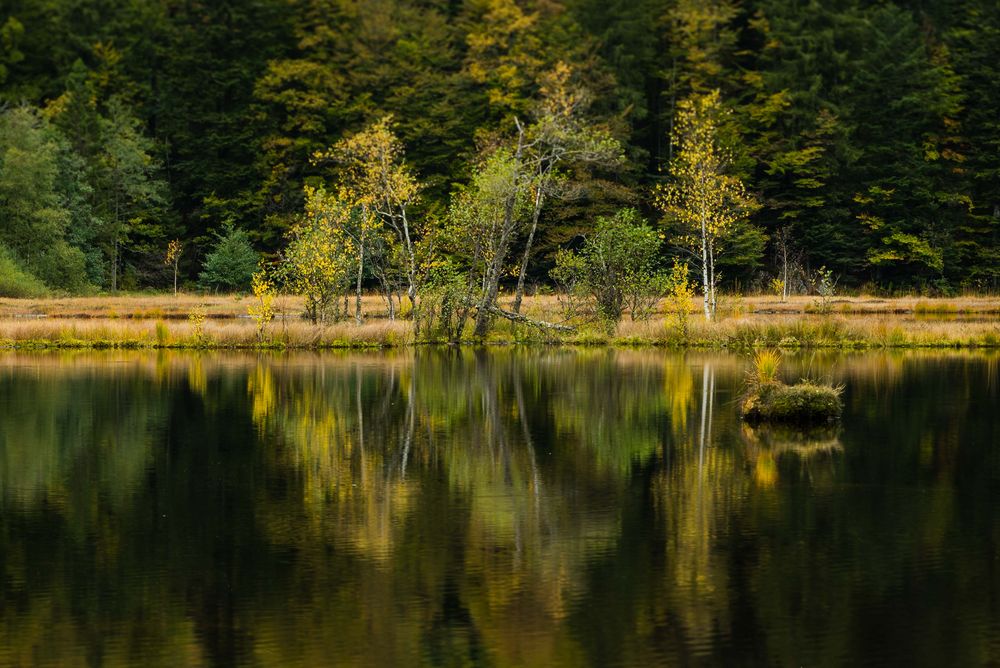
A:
[0,349,998,666]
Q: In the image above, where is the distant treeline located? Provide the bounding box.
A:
[0,0,998,295]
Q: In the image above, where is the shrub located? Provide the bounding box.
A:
[248,268,276,342]
[812,266,838,314]
[198,227,259,292]
[665,260,694,340]
[417,260,473,342]
[34,240,89,292]
[0,246,49,298]
[282,188,357,324]
[188,305,207,346]
[550,208,667,330]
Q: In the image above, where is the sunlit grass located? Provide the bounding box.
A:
[0,294,997,350]
[749,349,782,387]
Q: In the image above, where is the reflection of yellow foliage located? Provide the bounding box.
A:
[651,440,748,649]
[247,362,276,428]
[741,423,843,489]
[741,423,843,459]
[754,451,778,488]
[4,348,999,666]
[186,355,206,396]
[249,363,419,563]
[664,356,695,434]
[0,588,206,667]
[154,350,172,385]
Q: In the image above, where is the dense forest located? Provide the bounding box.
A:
[1,0,998,299]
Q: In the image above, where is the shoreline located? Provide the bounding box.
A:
[0,294,997,351]
[1,318,998,351]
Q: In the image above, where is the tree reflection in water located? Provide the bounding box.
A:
[0,349,997,666]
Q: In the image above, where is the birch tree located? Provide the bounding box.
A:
[657,90,757,321]
[285,186,357,324]
[164,239,182,296]
[511,62,623,313]
[313,116,420,319]
[445,143,531,337]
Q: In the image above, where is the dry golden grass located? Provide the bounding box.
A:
[0,292,395,319]
[503,293,1000,317]
[0,292,997,349]
[0,315,412,349]
[1,291,998,320]
[612,313,1000,347]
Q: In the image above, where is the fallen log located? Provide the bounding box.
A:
[484,305,576,333]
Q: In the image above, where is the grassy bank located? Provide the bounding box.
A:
[0,294,997,350]
[3,292,1000,319]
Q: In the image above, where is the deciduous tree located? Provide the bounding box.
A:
[658,90,758,320]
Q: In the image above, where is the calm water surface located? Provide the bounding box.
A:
[0,349,998,667]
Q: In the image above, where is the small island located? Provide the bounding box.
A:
[741,350,843,424]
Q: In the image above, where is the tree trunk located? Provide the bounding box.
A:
[782,244,788,302]
[385,284,396,320]
[355,250,364,324]
[668,58,677,164]
[778,227,790,302]
[708,239,717,317]
[512,185,545,314]
[700,216,711,321]
[400,207,418,313]
[474,253,505,337]
[474,118,525,337]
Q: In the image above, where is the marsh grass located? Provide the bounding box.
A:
[739,349,843,424]
[0,317,412,350]
[914,300,960,315]
[741,381,844,423]
[748,349,782,387]
[0,294,998,350]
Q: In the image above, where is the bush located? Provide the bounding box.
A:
[417,260,473,342]
[0,246,49,298]
[34,240,90,292]
[282,189,356,323]
[550,208,667,330]
[198,227,259,292]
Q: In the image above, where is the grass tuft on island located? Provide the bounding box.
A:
[740,350,844,424]
[741,381,844,424]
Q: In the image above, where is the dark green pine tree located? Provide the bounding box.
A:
[947,0,1000,289]
[745,0,866,281]
[565,0,671,172]
[151,0,293,247]
[252,0,481,246]
[747,1,971,289]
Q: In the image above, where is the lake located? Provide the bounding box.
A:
[0,349,998,666]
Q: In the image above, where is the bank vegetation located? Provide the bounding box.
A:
[1,294,998,351]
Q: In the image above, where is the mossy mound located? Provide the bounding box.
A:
[741,381,843,424]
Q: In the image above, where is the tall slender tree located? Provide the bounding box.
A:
[658,90,758,320]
